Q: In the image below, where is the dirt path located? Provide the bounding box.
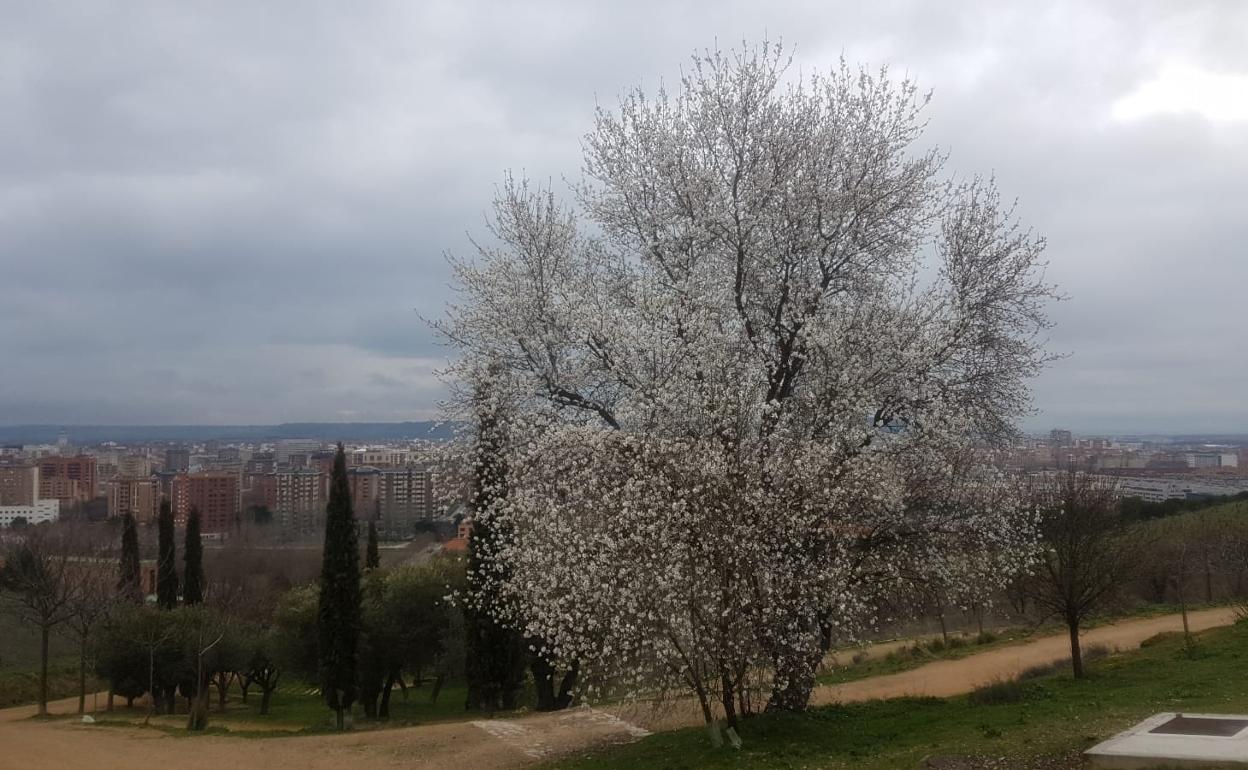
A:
[818,606,1238,704]
[0,607,1236,770]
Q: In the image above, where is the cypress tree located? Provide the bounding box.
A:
[117,512,142,603]
[183,507,204,605]
[155,499,178,610]
[317,444,361,729]
[464,382,525,712]
[365,519,380,571]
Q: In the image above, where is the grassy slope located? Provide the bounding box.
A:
[549,621,1248,770]
[0,611,100,708]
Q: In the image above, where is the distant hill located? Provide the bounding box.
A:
[0,422,458,445]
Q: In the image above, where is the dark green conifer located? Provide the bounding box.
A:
[464,383,525,712]
[317,444,361,729]
[155,499,178,610]
[183,507,204,605]
[365,519,380,571]
[117,512,142,603]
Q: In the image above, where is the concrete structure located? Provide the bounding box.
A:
[37,455,98,504]
[1086,712,1248,767]
[1111,476,1248,503]
[244,453,276,475]
[164,448,191,473]
[116,454,151,478]
[348,465,435,535]
[275,440,322,465]
[107,477,160,522]
[257,469,327,533]
[171,472,240,533]
[348,448,412,467]
[0,464,38,506]
[1182,451,1239,469]
[0,499,60,527]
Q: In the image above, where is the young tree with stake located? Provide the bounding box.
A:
[1024,469,1134,678]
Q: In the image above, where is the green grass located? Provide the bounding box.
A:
[89,680,475,736]
[547,621,1248,770]
[0,662,103,709]
[0,611,100,708]
[0,612,80,670]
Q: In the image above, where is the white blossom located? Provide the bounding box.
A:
[436,41,1055,722]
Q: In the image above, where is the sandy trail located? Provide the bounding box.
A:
[818,606,1237,704]
[0,607,1235,770]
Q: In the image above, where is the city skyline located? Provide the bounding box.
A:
[2,2,1246,433]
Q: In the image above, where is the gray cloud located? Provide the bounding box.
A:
[1,1,1245,432]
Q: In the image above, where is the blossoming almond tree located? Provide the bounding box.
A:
[439,41,1056,723]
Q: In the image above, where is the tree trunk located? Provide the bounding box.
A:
[217,674,228,712]
[430,674,444,705]
[766,650,819,712]
[719,671,739,732]
[259,686,274,715]
[107,691,115,712]
[78,635,88,715]
[379,673,395,719]
[38,625,50,717]
[1068,617,1084,679]
[1180,586,1192,650]
[335,707,344,731]
[531,654,556,711]
[1171,576,1194,650]
[145,648,155,725]
[693,682,714,726]
[531,655,578,711]
[556,660,579,709]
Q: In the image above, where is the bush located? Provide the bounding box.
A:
[975,631,998,645]
[885,642,928,663]
[1017,660,1064,681]
[1140,631,1182,649]
[969,677,1027,705]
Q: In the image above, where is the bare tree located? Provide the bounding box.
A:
[62,542,116,714]
[1024,469,1135,678]
[0,526,81,716]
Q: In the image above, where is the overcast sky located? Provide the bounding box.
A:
[1,1,1245,433]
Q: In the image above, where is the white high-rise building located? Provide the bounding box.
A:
[0,499,60,527]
